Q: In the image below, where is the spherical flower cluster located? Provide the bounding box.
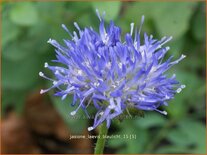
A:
[39,10,185,131]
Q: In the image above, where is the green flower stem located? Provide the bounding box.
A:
[94,122,108,154]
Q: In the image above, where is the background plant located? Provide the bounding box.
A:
[2,1,206,154]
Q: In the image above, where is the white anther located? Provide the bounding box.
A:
[166,46,170,50]
[85,61,90,67]
[53,81,58,85]
[77,70,83,75]
[70,111,76,116]
[88,126,94,131]
[162,111,168,115]
[139,97,144,101]
[94,82,100,87]
[118,62,122,68]
[168,36,173,41]
[161,36,167,42]
[172,74,176,78]
[176,88,182,93]
[181,54,186,58]
[97,53,101,58]
[181,85,186,89]
[40,89,44,94]
[160,36,173,46]
[108,105,115,109]
[95,9,101,21]
[47,38,53,44]
[156,45,162,49]
[44,62,48,68]
[61,24,72,37]
[74,22,81,31]
[165,95,170,99]
[55,70,59,75]
[39,72,44,77]
[106,62,111,69]
[130,23,134,36]
[124,87,130,91]
[139,15,145,34]
[112,84,116,88]
[62,94,67,100]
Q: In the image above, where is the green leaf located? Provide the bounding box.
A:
[167,36,185,58]
[167,95,186,119]
[156,145,191,154]
[165,118,206,154]
[50,94,87,134]
[77,12,96,28]
[178,119,206,153]
[167,70,203,118]
[2,41,32,61]
[91,1,121,22]
[2,89,27,115]
[27,23,50,54]
[108,120,149,153]
[107,136,125,147]
[2,20,20,47]
[10,2,38,26]
[2,22,50,60]
[66,1,91,12]
[123,2,196,38]
[152,2,197,39]
[120,2,155,35]
[192,3,206,41]
[50,24,69,43]
[135,113,166,128]
[167,129,195,146]
[36,2,65,24]
[2,56,40,89]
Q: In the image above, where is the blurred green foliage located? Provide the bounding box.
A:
[2,1,206,154]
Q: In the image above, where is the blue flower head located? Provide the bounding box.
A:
[39,10,186,131]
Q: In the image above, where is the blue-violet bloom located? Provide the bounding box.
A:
[39,10,186,131]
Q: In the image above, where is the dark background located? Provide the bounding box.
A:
[1,1,206,154]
